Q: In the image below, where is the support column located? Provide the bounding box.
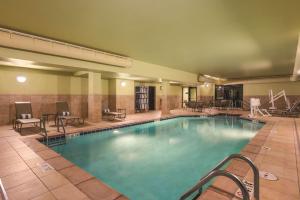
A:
[197,85,201,101]
[88,72,102,122]
[160,81,169,114]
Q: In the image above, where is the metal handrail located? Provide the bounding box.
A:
[57,116,66,135]
[40,116,48,145]
[179,154,259,200]
[179,170,249,200]
[0,179,8,200]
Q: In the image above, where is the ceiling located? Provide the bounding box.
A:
[0,0,300,79]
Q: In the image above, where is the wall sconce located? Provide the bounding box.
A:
[16,76,27,83]
[203,82,209,87]
[120,80,126,87]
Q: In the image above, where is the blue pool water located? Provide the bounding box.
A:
[52,116,263,200]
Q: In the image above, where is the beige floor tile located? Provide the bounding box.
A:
[15,147,40,161]
[0,162,29,177]
[41,171,70,190]
[51,183,87,200]
[31,192,57,200]
[37,149,60,160]
[0,149,19,160]
[197,188,232,200]
[260,176,300,197]
[7,178,48,200]
[77,178,120,200]
[260,185,300,200]
[59,165,93,185]
[24,157,45,168]
[0,155,23,168]
[259,163,298,182]
[46,157,74,171]
[1,169,38,189]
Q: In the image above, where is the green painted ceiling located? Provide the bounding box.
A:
[0,0,300,79]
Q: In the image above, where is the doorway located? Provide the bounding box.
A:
[182,87,197,107]
[215,84,243,108]
[189,87,197,101]
[148,86,156,110]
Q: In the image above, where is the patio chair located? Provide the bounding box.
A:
[186,101,197,111]
[14,102,41,133]
[103,108,126,120]
[276,100,300,117]
[195,101,204,112]
[56,101,84,125]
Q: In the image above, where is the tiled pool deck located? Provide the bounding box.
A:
[0,110,299,200]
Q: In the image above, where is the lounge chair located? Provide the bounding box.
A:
[195,101,204,112]
[103,108,126,120]
[272,100,300,117]
[14,102,42,133]
[56,101,84,125]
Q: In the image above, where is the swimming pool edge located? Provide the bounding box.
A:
[22,114,270,200]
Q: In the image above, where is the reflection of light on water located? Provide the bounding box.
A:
[169,138,180,145]
[113,129,121,135]
[114,135,136,145]
[182,120,189,130]
[119,152,139,161]
[219,129,255,139]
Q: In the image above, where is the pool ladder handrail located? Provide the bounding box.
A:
[40,116,48,145]
[180,170,249,200]
[56,116,66,135]
[48,116,67,146]
[0,178,8,200]
[179,154,259,200]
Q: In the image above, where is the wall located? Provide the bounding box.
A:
[116,79,135,114]
[198,83,214,102]
[0,66,110,125]
[243,81,300,109]
[108,79,135,114]
[166,85,182,110]
[101,79,109,111]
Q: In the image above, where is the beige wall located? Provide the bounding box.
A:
[0,66,110,95]
[101,79,109,95]
[166,84,182,110]
[116,79,134,95]
[0,66,86,95]
[199,83,215,97]
[244,81,300,96]
[0,66,110,124]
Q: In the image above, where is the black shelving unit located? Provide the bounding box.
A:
[135,86,149,112]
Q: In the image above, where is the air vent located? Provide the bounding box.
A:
[0,28,132,68]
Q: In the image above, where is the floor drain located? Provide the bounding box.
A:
[259,171,278,181]
[262,146,271,151]
[37,162,54,172]
[233,180,254,200]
